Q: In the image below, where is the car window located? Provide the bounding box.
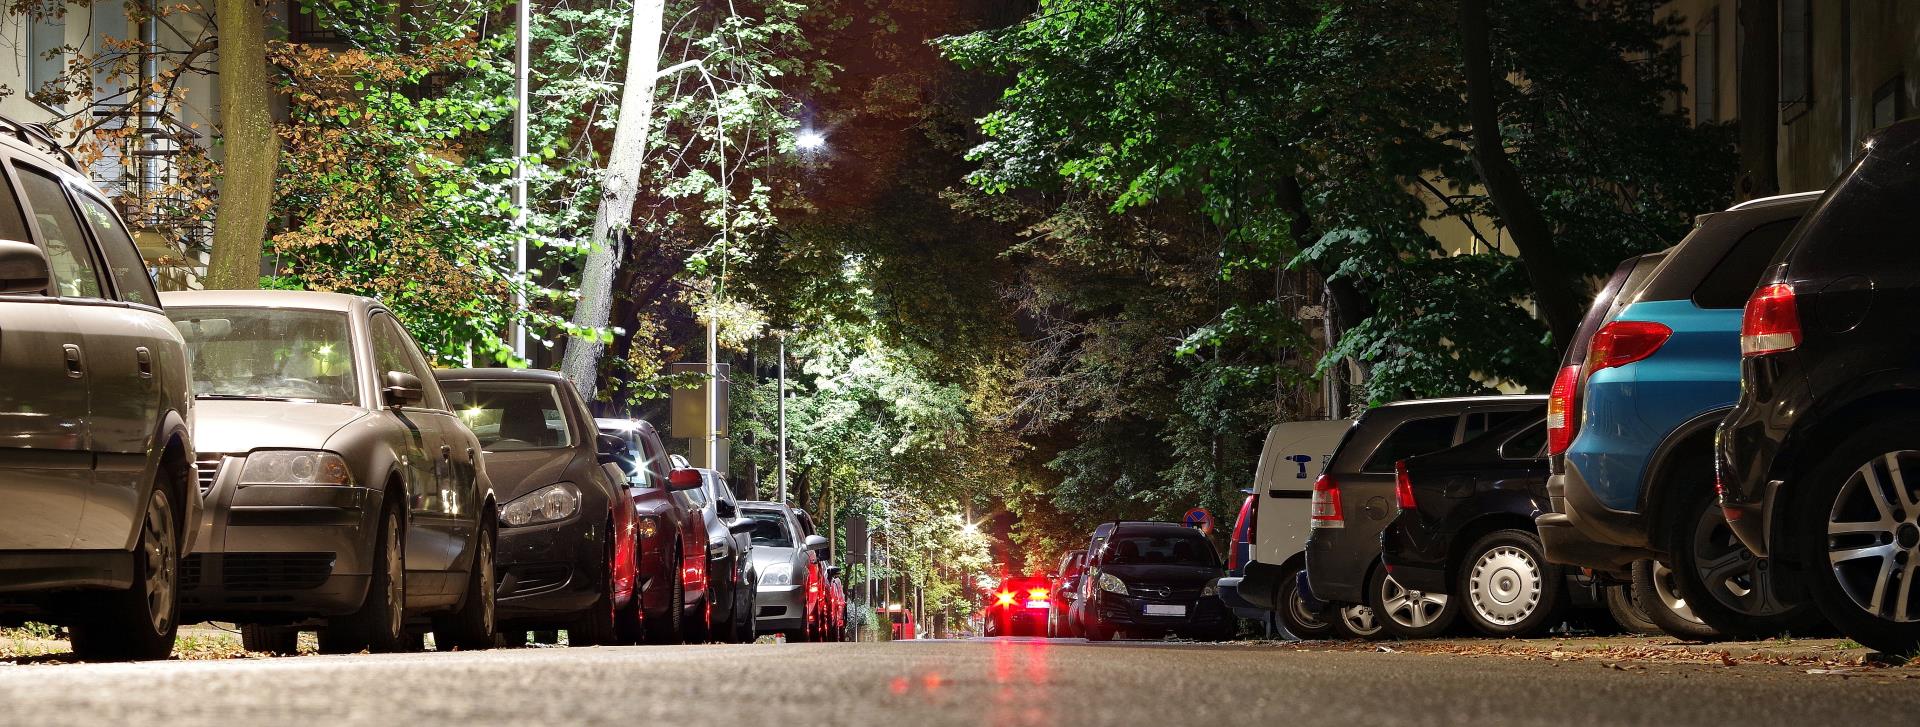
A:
[441,380,574,450]
[370,313,445,410]
[1693,219,1799,309]
[72,191,157,306]
[741,509,793,547]
[1499,422,1549,461]
[168,306,358,404]
[1362,415,1459,473]
[1462,409,1531,441]
[683,476,709,506]
[17,165,103,299]
[0,169,31,253]
[1104,533,1217,567]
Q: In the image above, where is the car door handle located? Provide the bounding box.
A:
[62,344,83,378]
[134,347,152,379]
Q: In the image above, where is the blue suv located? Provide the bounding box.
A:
[1536,192,1823,640]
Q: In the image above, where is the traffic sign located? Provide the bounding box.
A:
[1183,507,1213,534]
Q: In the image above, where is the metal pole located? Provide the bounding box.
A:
[777,336,787,503]
[705,313,718,469]
[510,0,530,361]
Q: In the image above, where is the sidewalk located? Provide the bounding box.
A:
[1299,634,1888,668]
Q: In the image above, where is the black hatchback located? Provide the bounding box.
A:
[1079,522,1231,641]
[1717,118,1920,654]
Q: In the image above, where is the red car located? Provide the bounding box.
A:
[824,574,847,642]
[984,575,1053,637]
[793,508,830,641]
[888,605,917,640]
[595,418,708,644]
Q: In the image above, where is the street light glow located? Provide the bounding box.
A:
[796,128,827,151]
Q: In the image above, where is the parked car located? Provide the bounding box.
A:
[1079,521,1232,641]
[165,290,496,655]
[674,467,757,643]
[1047,550,1087,638]
[1304,396,1545,639]
[1215,489,1268,630]
[984,574,1052,637]
[741,501,828,639]
[887,604,917,640]
[1540,193,1822,640]
[824,573,847,642]
[594,417,707,644]
[1717,119,1920,654]
[0,118,197,661]
[793,508,831,640]
[1232,419,1351,639]
[436,369,638,646]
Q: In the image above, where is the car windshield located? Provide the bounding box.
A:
[742,510,793,547]
[168,307,357,405]
[441,381,573,450]
[1105,533,1217,567]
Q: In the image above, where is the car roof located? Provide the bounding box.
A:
[1726,190,1824,211]
[593,417,659,434]
[1110,522,1206,537]
[1372,394,1547,411]
[435,368,570,383]
[160,289,376,313]
[0,116,82,171]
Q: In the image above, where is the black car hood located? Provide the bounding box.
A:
[1100,563,1219,585]
[484,448,581,503]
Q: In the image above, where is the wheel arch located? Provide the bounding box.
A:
[1640,408,1726,555]
[1768,388,1920,569]
[1445,511,1539,581]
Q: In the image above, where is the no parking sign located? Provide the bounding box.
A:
[1183,507,1213,535]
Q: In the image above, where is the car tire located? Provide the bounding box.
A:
[683,595,711,644]
[1790,423,1920,654]
[68,486,180,662]
[333,502,408,653]
[1630,559,1719,640]
[1083,618,1115,642]
[241,624,299,655]
[645,557,684,645]
[569,534,618,647]
[1665,479,1815,640]
[1456,529,1561,637]
[730,580,757,643]
[1604,582,1662,636]
[1328,602,1385,640]
[1370,563,1458,639]
[435,517,496,651]
[1276,567,1335,640]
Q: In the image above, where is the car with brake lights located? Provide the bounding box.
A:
[165,290,497,655]
[1077,521,1231,641]
[984,574,1052,637]
[595,417,707,644]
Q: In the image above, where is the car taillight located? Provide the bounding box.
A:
[1229,494,1255,570]
[1310,474,1343,528]
[1394,460,1416,510]
[1026,587,1050,609]
[1547,364,1579,455]
[1740,283,1801,356]
[1586,320,1672,372]
[996,590,1015,607]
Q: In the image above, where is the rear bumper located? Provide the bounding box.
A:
[495,518,606,622]
[1379,515,1449,593]
[1539,461,1651,571]
[1214,576,1260,610]
[1304,529,1367,605]
[1236,560,1292,610]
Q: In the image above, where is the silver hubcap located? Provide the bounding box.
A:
[1379,574,1448,629]
[385,515,404,636]
[1468,545,1540,626]
[1691,492,1794,616]
[1828,451,1920,622]
[1340,604,1381,635]
[1288,588,1329,630]
[1650,561,1706,625]
[143,491,177,635]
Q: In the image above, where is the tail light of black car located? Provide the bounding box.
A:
[1310,474,1343,528]
[1394,460,1416,510]
[1740,283,1801,356]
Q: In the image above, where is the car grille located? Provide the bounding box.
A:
[221,553,335,591]
[195,455,225,496]
[1129,583,1205,601]
[499,564,571,598]
[179,554,204,590]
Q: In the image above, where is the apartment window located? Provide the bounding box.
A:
[1695,9,1720,124]
[1872,76,1908,130]
[289,5,344,44]
[27,13,65,102]
[1779,0,1812,114]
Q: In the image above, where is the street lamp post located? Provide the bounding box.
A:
[510,0,530,362]
[777,335,786,503]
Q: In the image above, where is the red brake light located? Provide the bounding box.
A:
[1547,364,1579,455]
[1229,494,1256,570]
[1740,283,1801,356]
[1394,460,1416,510]
[1587,320,1673,372]
[1310,474,1343,528]
[995,590,1015,607]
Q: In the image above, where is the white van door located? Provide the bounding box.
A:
[1251,420,1352,567]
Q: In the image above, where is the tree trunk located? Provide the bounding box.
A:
[560,0,667,400]
[203,0,279,290]
[1458,0,1582,350]
[1737,0,1779,200]
[1278,175,1371,389]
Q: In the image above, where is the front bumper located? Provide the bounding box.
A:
[755,583,806,632]
[1538,461,1652,571]
[1089,591,1232,633]
[182,461,378,620]
[494,517,606,622]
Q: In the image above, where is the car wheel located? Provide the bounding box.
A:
[683,594,711,644]
[569,533,618,647]
[435,516,497,651]
[1370,564,1457,639]
[332,502,408,653]
[1630,559,1718,640]
[645,557,684,645]
[1328,602,1385,640]
[731,580,757,643]
[1667,480,1815,640]
[1083,618,1115,641]
[1457,529,1561,637]
[1793,434,1920,654]
[1603,582,1662,636]
[241,624,299,655]
[1277,567,1335,640]
[69,486,180,662]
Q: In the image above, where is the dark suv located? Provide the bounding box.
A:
[1303,395,1544,638]
[1540,193,1820,639]
[1717,119,1920,653]
[0,119,197,661]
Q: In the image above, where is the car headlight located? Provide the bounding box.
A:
[633,515,659,539]
[1097,571,1129,595]
[762,567,791,586]
[500,483,582,528]
[1201,581,1218,597]
[241,450,353,486]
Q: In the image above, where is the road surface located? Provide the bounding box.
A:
[1,638,1915,726]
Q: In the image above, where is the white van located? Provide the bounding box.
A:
[1223,419,1350,636]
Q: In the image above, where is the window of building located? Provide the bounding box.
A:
[1872,76,1907,131]
[1779,0,1812,116]
[27,13,66,103]
[289,5,344,44]
[1695,9,1720,124]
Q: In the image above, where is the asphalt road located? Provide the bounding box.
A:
[1,638,1915,727]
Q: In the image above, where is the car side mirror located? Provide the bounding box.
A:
[667,468,704,491]
[596,433,631,466]
[803,534,829,552]
[715,499,739,518]
[0,240,50,294]
[382,370,424,408]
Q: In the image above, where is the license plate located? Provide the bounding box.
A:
[1143,604,1186,617]
[1025,600,1050,609]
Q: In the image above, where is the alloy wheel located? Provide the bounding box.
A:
[1467,545,1542,626]
[1339,604,1381,636]
[1379,574,1448,629]
[1827,451,1920,622]
[142,490,178,636]
[1690,501,1795,616]
[1649,561,1707,626]
[1288,588,1330,631]
[384,512,405,638]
